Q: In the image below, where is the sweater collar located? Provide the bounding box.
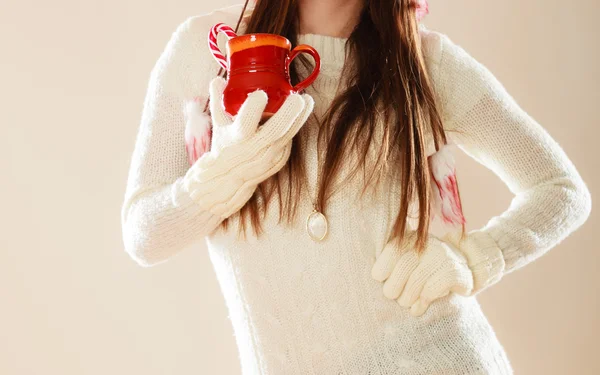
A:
[294,33,348,92]
[296,33,348,73]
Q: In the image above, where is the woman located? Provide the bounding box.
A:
[120,0,592,374]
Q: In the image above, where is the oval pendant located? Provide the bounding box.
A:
[306,210,328,241]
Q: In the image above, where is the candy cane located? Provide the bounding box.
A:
[208,23,237,70]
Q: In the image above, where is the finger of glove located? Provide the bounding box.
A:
[448,266,474,296]
[410,298,432,317]
[371,239,405,282]
[253,93,305,149]
[235,90,269,140]
[417,269,455,307]
[271,93,314,149]
[265,94,314,156]
[209,77,230,126]
[397,262,430,307]
[449,281,473,297]
[433,243,474,297]
[382,250,419,299]
[372,231,418,281]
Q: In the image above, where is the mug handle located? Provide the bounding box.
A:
[208,23,237,70]
[286,45,321,92]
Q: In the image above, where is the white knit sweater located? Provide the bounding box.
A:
[120,4,592,374]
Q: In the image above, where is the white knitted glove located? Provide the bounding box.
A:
[371,232,474,317]
[441,229,506,294]
[182,76,314,219]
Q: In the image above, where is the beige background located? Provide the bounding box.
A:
[1,0,598,374]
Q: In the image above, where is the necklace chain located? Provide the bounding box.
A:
[304,113,320,210]
[303,113,329,241]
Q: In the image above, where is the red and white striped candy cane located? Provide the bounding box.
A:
[208,23,237,70]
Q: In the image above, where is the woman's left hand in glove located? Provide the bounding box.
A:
[371,231,475,317]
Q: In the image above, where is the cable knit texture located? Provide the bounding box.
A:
[120,3,592,374]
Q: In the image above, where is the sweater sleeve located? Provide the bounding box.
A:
[423,28,592,277]
[120,15,225,267]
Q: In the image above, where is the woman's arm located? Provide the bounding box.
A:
[120,15,224,267]
[422,28,592,291]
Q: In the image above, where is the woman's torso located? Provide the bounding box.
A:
[200,4,513,374]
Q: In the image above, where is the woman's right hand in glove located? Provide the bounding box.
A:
[182,76,315,219]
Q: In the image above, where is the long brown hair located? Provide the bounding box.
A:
[211,0,466,254]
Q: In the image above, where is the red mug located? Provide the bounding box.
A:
[208,23,321,121]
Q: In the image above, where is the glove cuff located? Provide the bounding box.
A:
[442,229,505,294]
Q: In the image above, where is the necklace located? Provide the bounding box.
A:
[304,115,328,242]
